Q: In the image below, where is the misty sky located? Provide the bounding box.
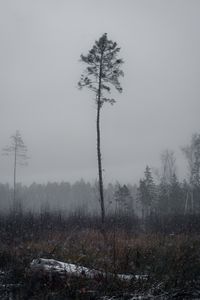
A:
[0,0,200,185]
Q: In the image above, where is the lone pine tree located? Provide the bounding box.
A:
[78,33,124,224]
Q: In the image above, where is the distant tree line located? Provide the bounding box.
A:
[0,133,199,219]
[0,180,137,215]
[138,133,200,217]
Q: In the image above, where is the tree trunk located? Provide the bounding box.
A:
[96,102,105,224]
[14,145,17,204]
[97,53,105,225]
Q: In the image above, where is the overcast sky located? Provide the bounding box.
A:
[0,0,199,185]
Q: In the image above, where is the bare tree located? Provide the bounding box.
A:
[78,33,124,224]
[182,134,200,213]
[182,134,200,186]
[2,130,28,203]
[161,149,176,184]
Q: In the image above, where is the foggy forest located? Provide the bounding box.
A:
[0,1,200,299]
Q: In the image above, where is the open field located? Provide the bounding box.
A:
[0,212,200,299]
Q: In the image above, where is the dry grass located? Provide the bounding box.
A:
[3,228,198,282]
[0,213,200,295]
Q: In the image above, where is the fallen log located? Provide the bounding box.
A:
[30,258,104,279]
[30,258,147,281]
